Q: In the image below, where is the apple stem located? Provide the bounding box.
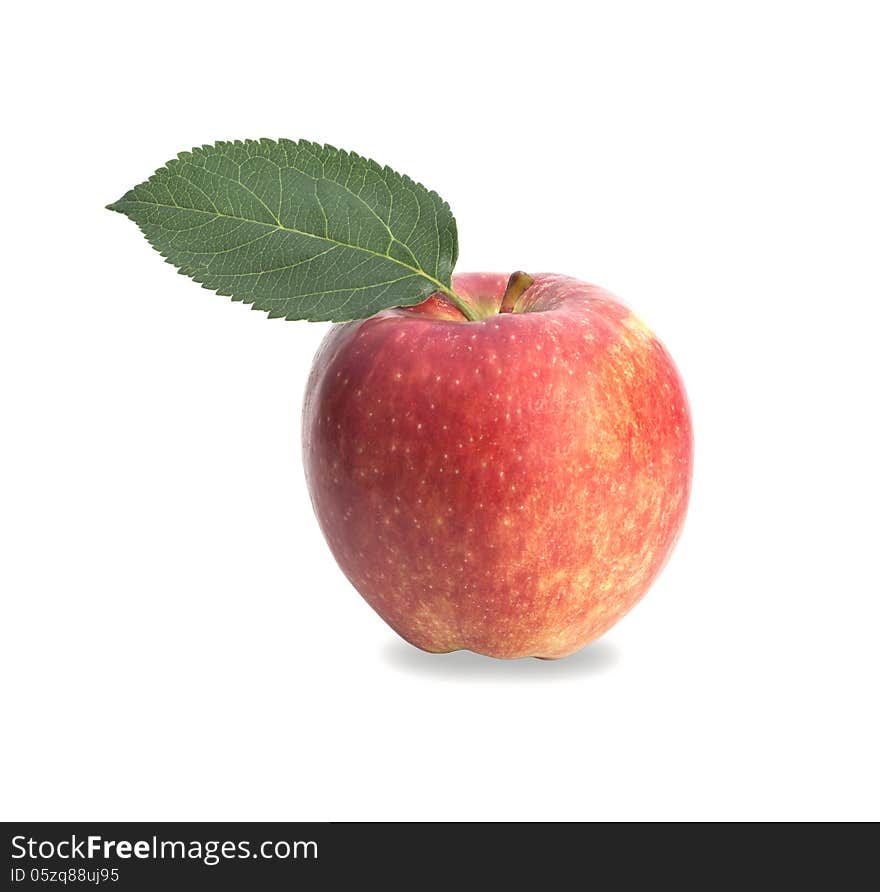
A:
[499,271,535,313]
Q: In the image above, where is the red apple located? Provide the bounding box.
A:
[303,273,692,659]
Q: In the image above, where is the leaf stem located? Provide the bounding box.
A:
[437,285,481,321]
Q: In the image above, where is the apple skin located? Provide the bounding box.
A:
[302,273,692,659]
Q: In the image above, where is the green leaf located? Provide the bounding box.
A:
[108,139,460,322]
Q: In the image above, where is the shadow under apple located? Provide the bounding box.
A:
[383,637,620,680]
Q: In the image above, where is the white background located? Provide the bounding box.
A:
[2,1,878,821]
